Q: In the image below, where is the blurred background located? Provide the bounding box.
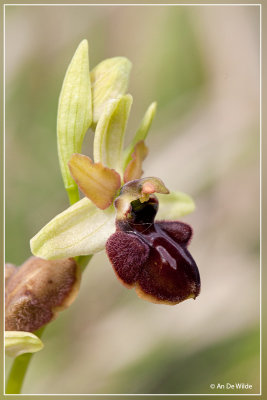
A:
[5,4,260,395]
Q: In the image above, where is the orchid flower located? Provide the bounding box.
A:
[30,39,200,305]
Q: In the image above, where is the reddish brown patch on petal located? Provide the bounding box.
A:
[106,231,149,287]
[156,221,193,247]
[124,141,148,183]
[140,177,169,196]
[5,257,80,332]
[142,182,156,195]
[69,153,121,209]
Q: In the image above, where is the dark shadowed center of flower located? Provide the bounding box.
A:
[127,196,159,225]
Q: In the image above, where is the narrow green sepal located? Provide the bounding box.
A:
[123,102,157,170]
[30,197,116,260]
[57,39,92,194]
[93,94,133,174]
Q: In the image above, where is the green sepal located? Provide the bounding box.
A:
[5,331,44,358]
[123,102,157,170]
[30,197,116,260]
[93,95,132,174]
[156,191,195,219]
[57,39,92,197]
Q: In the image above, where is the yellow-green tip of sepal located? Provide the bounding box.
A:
[57,39,92,197]
[5,331,44,358]
[91,57,132,124]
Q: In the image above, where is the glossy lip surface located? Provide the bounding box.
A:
[106,196,200,304]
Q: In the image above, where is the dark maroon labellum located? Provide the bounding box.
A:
[106,196,200,304]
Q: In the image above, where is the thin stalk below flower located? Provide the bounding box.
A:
[6,327,44,394]
[67,186,80,205]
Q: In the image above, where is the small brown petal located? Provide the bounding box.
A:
[123,141,148,183]
[5,257,80,332]
[68,153,121,209]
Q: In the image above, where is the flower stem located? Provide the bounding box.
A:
[6,327,44,394]
[67,186,80,205]
[76,254,93,272]
[6,353,33,394]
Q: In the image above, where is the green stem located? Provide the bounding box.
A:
[67,186,80,205]
[76,254,93,273]
[6,353,33,394]
[6,327,45,394]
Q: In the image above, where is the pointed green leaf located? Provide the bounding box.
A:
[93,95,132,173]
[30,197,116,260]
[91,57,132,123]
[123,102,157,170]
[156,191,195,219]
[57,39,92,196]
[5,331,44,358]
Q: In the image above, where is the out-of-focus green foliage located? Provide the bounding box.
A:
[102,327,260,394]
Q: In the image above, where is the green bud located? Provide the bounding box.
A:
[91,57,132,124]
[57,39,92,201]
[5,331,44,358]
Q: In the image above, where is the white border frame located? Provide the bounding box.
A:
[3,3,262,397]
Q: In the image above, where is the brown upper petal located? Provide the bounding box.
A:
[5,257,80,332]
[68,153,121,209]
[123,141,148,183]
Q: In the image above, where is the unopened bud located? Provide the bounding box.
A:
[5,257,81,332]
